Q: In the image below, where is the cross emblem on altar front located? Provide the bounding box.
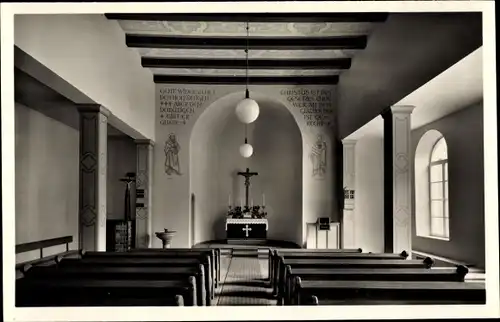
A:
[242,224,252,237]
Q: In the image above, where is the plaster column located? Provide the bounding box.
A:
[135,139,155,248]
[382,105,415,255]
[341,139,357,249]
[77,104,110,251]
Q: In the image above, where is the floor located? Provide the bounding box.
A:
[215,255,276,306]
[194,239,295,305]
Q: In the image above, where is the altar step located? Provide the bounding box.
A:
[232,248,259,257]
[218,247,269,258]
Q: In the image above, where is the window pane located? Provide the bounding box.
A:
[444,218,450,238]
[430,165,442,182]
[444,200,449,218]
[431,217,444,236]
[431,200,443,218]
[431,182,443,199]
[444,162,448,180]
[431,138,448,162]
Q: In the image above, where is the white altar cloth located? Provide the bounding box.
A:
[225,218,268,231]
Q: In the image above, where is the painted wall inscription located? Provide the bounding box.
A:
[159,88,215,126]
[280,89,334,127]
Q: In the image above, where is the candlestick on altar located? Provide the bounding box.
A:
[251,199,254,207]
[228,194,231,207]
[240,198,243,207]
[262,193,266,207]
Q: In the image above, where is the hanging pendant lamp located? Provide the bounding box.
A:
[239,125,253,158]
[235,21,260,124]
[239,139,254,158]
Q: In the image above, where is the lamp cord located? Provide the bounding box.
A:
[245,21,249,99]
[243,21,249,145]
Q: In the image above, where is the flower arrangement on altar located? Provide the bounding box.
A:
[227,206,244,219]
[227,205,267,219]
[251,206,268,219]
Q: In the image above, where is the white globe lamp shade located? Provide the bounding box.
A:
[235,98,260,124]
[239,143,253,158]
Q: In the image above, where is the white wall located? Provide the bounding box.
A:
[15,102,79,263]
[154,84,337,248]
[354,136,385,253]
[411,102,485,269]
[190,118,218,244]
[107,136,137,221]
[338,12,482,139]
[14,14,155,140]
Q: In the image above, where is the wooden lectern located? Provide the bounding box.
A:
[306,218,340,249]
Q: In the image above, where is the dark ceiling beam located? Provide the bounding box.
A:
[153,75,339,85]
[127,35,367,50]
[105,13,388,23]
[142,57,351,69]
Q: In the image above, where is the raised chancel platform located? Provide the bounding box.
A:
[194,239,300,249]
[193,239,301,257]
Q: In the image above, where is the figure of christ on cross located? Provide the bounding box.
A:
[237,167,258,212]
[242,224,252,238]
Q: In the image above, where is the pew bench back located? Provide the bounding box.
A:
[273,257,434,297]
[16,277,196,306]
[306,295,483,306]
[294,278,486,305]
[22,264,207,306]
[81,250,215,292]
[129,248,221,285]
[283,266,469,305]
[58,257,212,304]
[271,251,417,291]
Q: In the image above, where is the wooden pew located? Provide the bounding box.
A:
[272,251,418,296]
[271,250,409,290]
[79,250,215,300]
[58,256,213,305]
[81,250,214,287]
[22,264,207,306]
[15,235,79,279]
[131,247,221,286]
[268,248,362,282]
[16,277,194,306]
[306,295,483,306]
[275,256,434,300]
[283,265,469,305]
[128,248,221,287]
[293,278,486,305]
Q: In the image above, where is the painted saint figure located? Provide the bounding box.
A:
[164,133,181,175]
[310,134,327,178]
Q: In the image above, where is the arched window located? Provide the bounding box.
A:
[415,130,449,240]
[429,137,449,238]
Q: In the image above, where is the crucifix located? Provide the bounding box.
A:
[237,167,258,211]
[242,224,252,238]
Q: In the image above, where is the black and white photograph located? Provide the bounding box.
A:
[1,1,498,321]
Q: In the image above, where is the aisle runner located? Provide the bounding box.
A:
[216,257,275,306]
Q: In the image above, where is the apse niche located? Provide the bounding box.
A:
[190,93,303,246]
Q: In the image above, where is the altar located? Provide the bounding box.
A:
[226,218,268,244]
[226,167,268,244]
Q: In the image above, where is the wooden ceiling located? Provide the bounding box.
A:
[105,13,389,85]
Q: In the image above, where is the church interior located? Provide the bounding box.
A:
[3,4,497,315]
